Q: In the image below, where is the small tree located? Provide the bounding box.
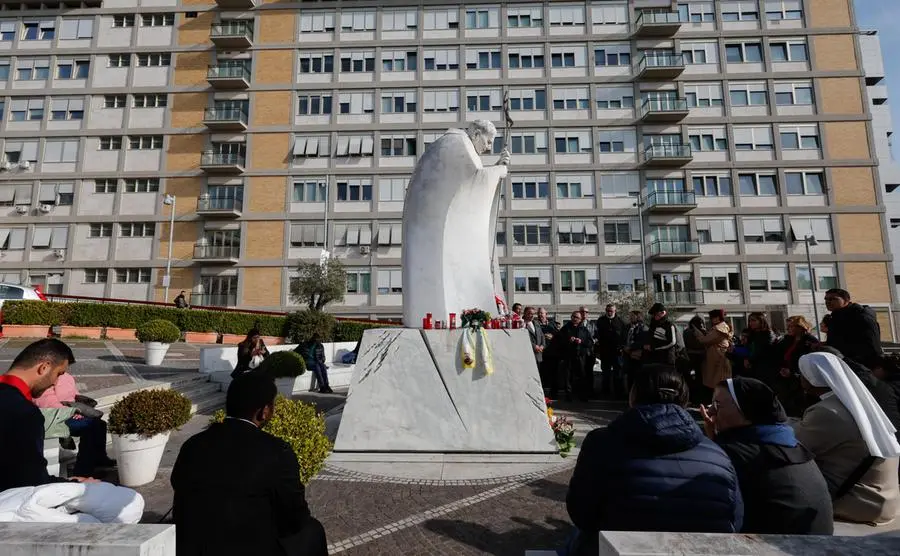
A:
[596,285,661,318]
[290,258,347,311]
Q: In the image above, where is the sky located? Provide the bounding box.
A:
[855,0,900,137]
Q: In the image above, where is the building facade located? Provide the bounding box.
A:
[0,0,894,335]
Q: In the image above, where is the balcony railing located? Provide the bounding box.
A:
[203,108,248,125]
[194,244,241,260]
[207,65,251,88]
[649,240,701,257]
[640,97,689,119]
[656,290,704,306]
[635,53,685,77]
[197,196,243,213]
[200,151,246,168]
[646,190,697,209]
[191,293,238,307]
[635,11,685,36]
[210,23,254,40]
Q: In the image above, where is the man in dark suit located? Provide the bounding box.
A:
[171,372,327,556]
[523,306,546,366]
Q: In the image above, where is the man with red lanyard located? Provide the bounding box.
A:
[0,338,97,491]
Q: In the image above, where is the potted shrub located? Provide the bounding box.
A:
[212,395,331,484]
[108,389,192,487]
[256,351,307,396]
[136,319,181,366]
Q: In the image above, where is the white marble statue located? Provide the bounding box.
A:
[401,120,511,327]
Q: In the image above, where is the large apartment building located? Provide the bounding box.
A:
[0,0,894,336]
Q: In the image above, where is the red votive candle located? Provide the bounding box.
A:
[449,313,457,329]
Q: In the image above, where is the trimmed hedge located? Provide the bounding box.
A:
[136,319,182,344]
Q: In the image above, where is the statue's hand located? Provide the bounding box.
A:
[496,147,511,167]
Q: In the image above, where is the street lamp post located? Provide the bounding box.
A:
[163,195,176,302]
[634,196,649,291]
[805,234,821,339]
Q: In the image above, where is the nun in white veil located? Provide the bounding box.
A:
[795,352,900,525]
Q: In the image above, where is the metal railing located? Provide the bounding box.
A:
[635,11,685,28]
[193,244,241,260]
[203,108,248,124]
[640,97,689,117]
[197,196,243,212]
[636,52,685,71]
[649,240,701,256]
[210,22,254,40]
[207,65,251,81]
[656,290,703,306]
[646,190,697,208]
[189,293,238,308]
[200,151,246,167]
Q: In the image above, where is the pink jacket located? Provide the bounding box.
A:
[34,373,78,409]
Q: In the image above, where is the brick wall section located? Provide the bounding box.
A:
[166,135,205,171]
[154,269,195,303]
[242,268,283,307]
[824,122,871,160]
[163,178,204,215]
[813,35,858,72]
[159,222,200,261]
[169,93,207,129]
[808,0,853,28]
[244,222,285,260]
[173,51,211,87]
[177,11,214,46]
[818,78,863,114]
[179,0,214,6]
[844,263,892,304]
[876,311,893,342]
[831,167,877,206]
[251,91,292,127]
[837,214,884,254]
[249,133,290,170]
[254,51,294,85]
[248,176,287,213]
[258,10,296,43]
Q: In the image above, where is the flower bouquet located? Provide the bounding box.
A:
[460,308,492,330]
[546,397,577,458]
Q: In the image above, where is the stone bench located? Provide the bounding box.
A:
[596,531,900,554]
[0,523,174,555]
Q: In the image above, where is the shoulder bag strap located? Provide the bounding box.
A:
[834,456,878,500]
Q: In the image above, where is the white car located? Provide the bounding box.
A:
[0,283,47,309]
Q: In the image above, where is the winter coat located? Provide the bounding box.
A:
[776,333,819,376]
[682,326,706,357]
[645,319,677,366]
[701,322,733,389]
[295,341,326,367]
[624,323,648,361]
[594,315,627,355]
[827,303,883,368]
[566,404,743,555]
[715,425,833,535]
[746,330,779,377]
[558,322,594,361]
[233,338,269,378]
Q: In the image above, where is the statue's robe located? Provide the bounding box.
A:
[401,129,508,327]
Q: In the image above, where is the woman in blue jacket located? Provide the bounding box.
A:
[565,368,743,555]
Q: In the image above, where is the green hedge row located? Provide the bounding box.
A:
[1,301,394,343]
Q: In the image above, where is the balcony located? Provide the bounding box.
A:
[649,240,700,260]
[200,151,245,174]
[193,243,240,264]
[196,195,243,218]
[191,293,238,307]
[202,108,248,131]
[210,22,254,49]
[639,98,689,123]
[643,144,693,167]
[634,11,684,37]
[656,290,704,307]
[635,53,685,80]
[207,65,251,89]
[646,191,697,213]
[215,0,256,9]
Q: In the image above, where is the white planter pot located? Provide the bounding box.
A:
[275,376,302,397]
[144,342,170,366]
[111,432,170,487]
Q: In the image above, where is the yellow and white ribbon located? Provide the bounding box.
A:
[460,328,477,370]
[478,328,494,375]
[459,328,495,375]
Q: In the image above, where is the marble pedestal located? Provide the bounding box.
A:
[329,328,560,480]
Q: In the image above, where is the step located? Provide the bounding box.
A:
[91,374,210,411]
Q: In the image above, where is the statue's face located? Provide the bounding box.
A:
[475,129,494,154]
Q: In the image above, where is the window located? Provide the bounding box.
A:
[377,269,403,294]
[770,39,808,62]
[16,58,50,80]
[124,178,159,193]
[116,268,151,284]
[94,179,117,193]
[135,53,170,67]
[339,10,376,32]
[104,95,126,109]
[549,6,585,26]
[682,41,717,65]
[688,127,728,151]
[289,224,325,247]
[466,8,499,29]
[552,46,586,68]
[606,266,644,292]
[292,180,326,203]
[748,265,789,291]
[696,219,738,243]
[380,135,417,157]
[739,173,778,196]
[560,269,599,293]
[31,227,68,250]
[89,223,112,237]
[0,227,26,250]
[108,54,130,68]
[383,9,417,30]
[0,22,13,41]
[338,92,374,115]
[494,131,548,155]
[789,217,832,244]
[467,88,503,112]
[99,136,123,150]
[604,219,640,244]
[725,42,763,63]
[734,126,774,150]
[554,131,592,154]
[785,171,824,195]
[0,60,9,80]
[511,175,549,199]
[112,15,135,28]
[512,223,551,245]
[595,86,634,109]
[692,174,733,196]
[742,217,784,243]
[42,140,79,163]
[292,136,330,158]
[382,50,417,72]
[133,94,167,108]
[775,81,814,106]
[599,173,639,198]
[34,182,71,205]
[22,20,55,41]
[507,47,545,69]
[49,98,84,121]
[340,51,375,73]
[336,178,372,201]
[298,94,332,116]
[721,1,759,21]
[684,83,724,108]
[378,177,407,202]
[345,270,372,294]
[597,129,636,153]
[796,264,837,291]
[334,224,373,247]
[334,135,375,157]
[700,266,742,291]
[300,11,336,33]
[592,4,629,25]
[56,59,90,80]
[424,8,460,30]
[779,125,820,150]
[120,223,155,237]
[84,269,108,284]
[9,98,43,121]
[59,18,94,39]
[594,44,630,66]
[423,49,459,71]
[729,82,768,107]
[423,89,459,112]
[508,6,542,28]
[508,88,546,111]
[4,141,38,164]
[766,0,803,21]
[141,14,174,27]
[376,222,402,246]
[465,49,501,70]
[129,136,163,150]
[677,2,715,23]
[200,276,237,307]
[381,91,416,114]
[556,175,593,198]
[514,268,553,293]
